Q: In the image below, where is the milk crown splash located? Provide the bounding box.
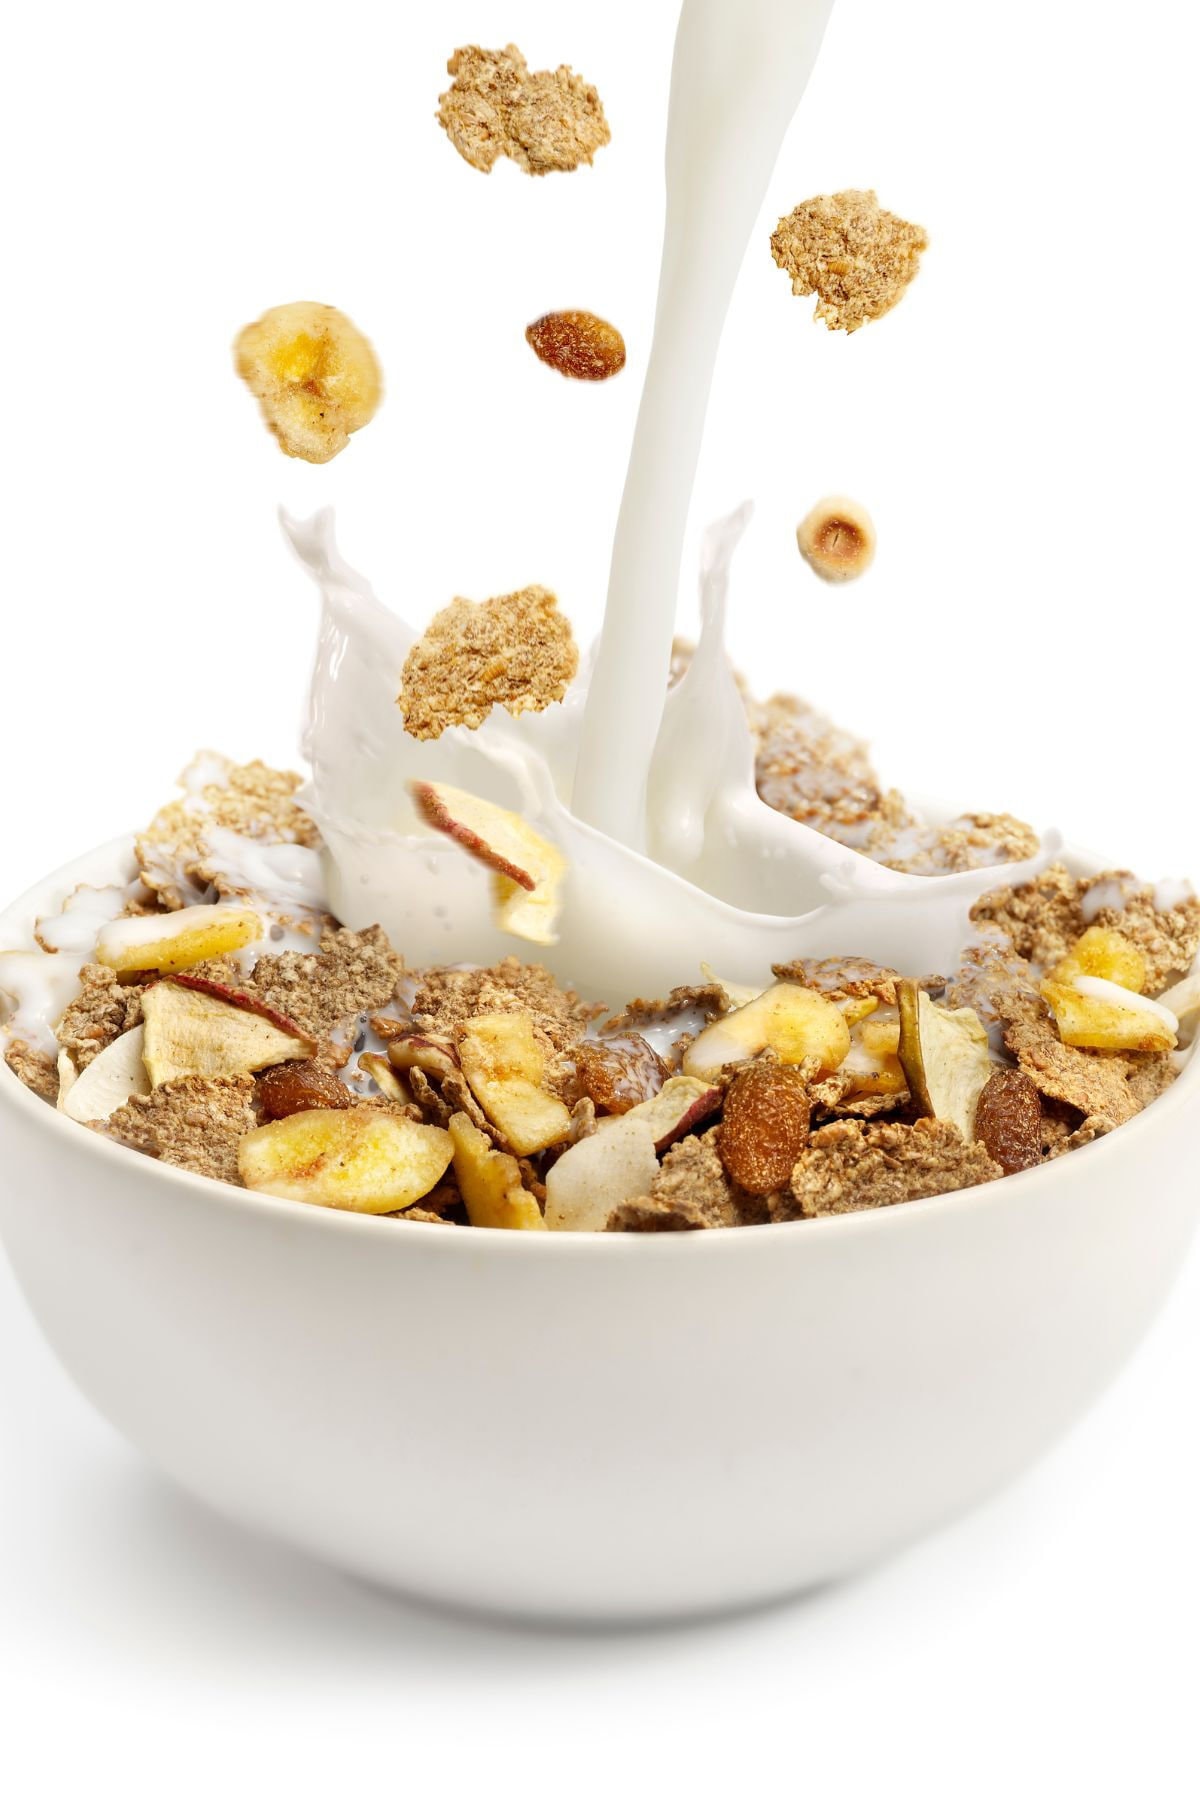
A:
[285,0,1059,1000]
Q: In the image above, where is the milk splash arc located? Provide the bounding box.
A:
[287,0,1058,1001]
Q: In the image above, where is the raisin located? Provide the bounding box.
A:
[974,1068,1042,1174]
[258,1059,354,1120]
[573,1034,666,1114]
[718,1063,811,1196]
[525,311,626,381]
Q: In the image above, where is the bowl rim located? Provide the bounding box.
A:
[2,836,1197,1258]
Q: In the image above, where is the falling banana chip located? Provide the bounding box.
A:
[897,980,993,1140]
[142,981,315,1087]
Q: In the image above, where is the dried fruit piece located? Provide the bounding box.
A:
[141,980,315,1086]
[386,1030,462,1081]
[1158,964,1200,1033]
[458,1012,572,1154]
[358,1052,410,1103]
[448,1112,545,1231]
[257,1059,352,1120]
[796,497,876,583]
[840,1008,907,1099]
[1046,926,1147,995]
[618,1076,723,1151]
[1040,976,1177,1053]
[95,904,262,976]
[60,1025,150,1123]
[234,302,381,463]
[682,982,850,1081]
[771,189,927,332]
[718,1063,812,1196]
[526,311,625,381]
[897,982,993,1140]
[239,1109,453,1214]
[974,1069,1043,1175]
[437,44,610,177]
[544,1116,659,1232]
[413,783,569,949]
[399,590,578,742]
[572,1034,666,1114]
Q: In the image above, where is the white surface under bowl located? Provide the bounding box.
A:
[1,839,1198,1624]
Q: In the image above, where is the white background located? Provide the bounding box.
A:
[2,1,1198,1794]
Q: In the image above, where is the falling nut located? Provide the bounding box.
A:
[796,496,876,583]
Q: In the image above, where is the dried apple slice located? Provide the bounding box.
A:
[142,980,315,1086]
[897,981,993,1139]
[544,1116,659,1232]
[448,1112,546,1231]
[359,1052,410,1102]
[1041,977,1178,1053]
[681,982,850,1081]
[95,904,262,975]
[61,1025,150,1123]
[411,781,566,946]
[621,1075,722,1151]
[458,1012,572,1155]
[239,1110,453,1213]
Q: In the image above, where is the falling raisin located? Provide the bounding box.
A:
[525,311,626,381]
[258,1059,354,1120]
[974,1068,1043,1174]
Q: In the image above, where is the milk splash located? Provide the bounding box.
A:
[286,0,1059,1001]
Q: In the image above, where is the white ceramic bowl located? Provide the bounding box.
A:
[1,841,1198,1623]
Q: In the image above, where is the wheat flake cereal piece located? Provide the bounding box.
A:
[4,1039,60,1103]
[607,1130,741,1233]
[782,1117,1002,1221]
[410,957,595,1058]
[771,189,928,333]
[946,926,1045,1028]
[974,1069,1043,1175]
[896,983,994,1141]
[234,301,381,464]
[239,1108,453,1214]
[106,1075,258,1186]
[437,44,610,177]
[242,926,403,1060]
[718,1062,812,1196]
[1002,1014,1143,1127]
[55,964,145,1069]
[526,311,626,381]
[448,1111,546,1231]
[796,497,875,583]
[878,814,1041,878]
[136,754,320,910]
[753,694,914,854]
[398,588,578,742]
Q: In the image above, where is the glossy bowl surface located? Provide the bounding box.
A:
[1,840,1197,1622]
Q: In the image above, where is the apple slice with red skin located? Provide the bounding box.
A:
[620,1076,723,1152]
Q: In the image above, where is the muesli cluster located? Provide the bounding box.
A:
[4,633,1196,1228]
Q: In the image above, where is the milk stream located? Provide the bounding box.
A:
[281,0,1073,1002]
[573,0,836,846]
